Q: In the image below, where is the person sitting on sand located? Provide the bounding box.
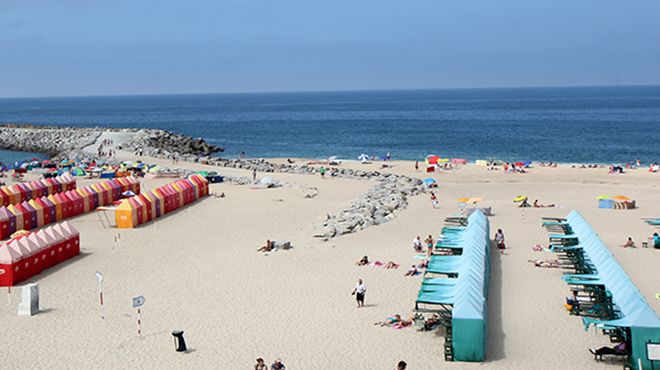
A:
[384,261,399,269]
[622,237,636,248]
[404,265,418,276]
[257,240,274,252]
[396,360,407,370]
[421,314,441,331]
[418,259,429,269]
[565,290,580,313]
[254,358,267,370]
[271,358,286,370]
[589,341,627,360]
[652,232,660,249]
[519,198,531,207]
[356,256,369,266]
[412,236,423,252]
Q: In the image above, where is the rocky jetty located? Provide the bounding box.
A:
[123,129,222,157]
[313,175,424,240]
[0,124,223,158]
[0,125,100,157]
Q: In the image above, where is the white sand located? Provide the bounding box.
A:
[1,153,658,369]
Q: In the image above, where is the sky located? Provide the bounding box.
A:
[1,0,660,98]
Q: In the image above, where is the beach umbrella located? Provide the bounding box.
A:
[208,171,218,176]
[612,195,629,201]
[426,155,439,165]
[197,171,209,177]
[514,161,524,167]
[122,190,136,198]
[422,178,437,185]
[70,168,86,176]
[467,197,482,204]
[456,197,470,203]
[358,153,369,162]
[11,229,30,239]
[438,158,449,163]
[513,195,527,203]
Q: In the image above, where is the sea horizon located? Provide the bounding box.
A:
[1,85,659,164]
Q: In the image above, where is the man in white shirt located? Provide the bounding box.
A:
[412,236,423,252]
[352,279,367,308]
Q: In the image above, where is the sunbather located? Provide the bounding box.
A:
[589,341,627,360]
[533,199,555,208]
[412,236,423,252]
[384,261,399,269]
[375,314,402,327]
[356,256,369,266]
[404,265,418,276]
[528,259,560,268]
[257,240,274,252]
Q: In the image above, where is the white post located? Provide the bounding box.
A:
[7,286,10,305]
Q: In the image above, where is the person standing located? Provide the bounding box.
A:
[425,235,435,257]
[352,278,367,308]
[252,168,257,181]
[495,229,505,252]
[320,166,326,178]
[430,191,438,208]
[415,161,419,171]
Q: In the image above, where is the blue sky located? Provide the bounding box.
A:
[1,0,659,97]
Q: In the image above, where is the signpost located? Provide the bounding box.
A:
[133,295,145,336]
[95,271,104,319]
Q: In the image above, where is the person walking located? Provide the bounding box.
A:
[415,161,419,171]
[252,168,257,181]
[320,166,326,178]
[352,278,367,308]
[495,229,505,253]
[430,191,438,208]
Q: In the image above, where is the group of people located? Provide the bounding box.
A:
[620,233,660,249]
[97,139,116,157]
[254,358,285,370]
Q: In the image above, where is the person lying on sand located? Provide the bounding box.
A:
[404,265,418,276]
[622,237,636,248]
[533,199,555,208]
[356,256,369,266]
[257,240,274,252]
[384,261,399,269]
[528,259,561,268]
[374,314,413,328]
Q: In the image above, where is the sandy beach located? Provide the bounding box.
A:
[1,146,659,369]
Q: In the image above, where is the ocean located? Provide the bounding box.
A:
[0,86,659,163]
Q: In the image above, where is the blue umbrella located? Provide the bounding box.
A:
[423,178,437,185]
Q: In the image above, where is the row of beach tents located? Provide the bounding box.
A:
[0,177,140,240]
[0,174,76,207]
[0,222,80,286]
[115,174,208,229]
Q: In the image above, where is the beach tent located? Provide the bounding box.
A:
[8,204,28,232]
[55,222,79,260]
[138,194,154,222]
[17,236,43,275]
[44,226,67,264]
[0,207,17,240]
[115,201,137,229]
[21,201,38,229]
[0,243,22,286]
[46,177,62,194]
[47,194,63,221]
[35,198,52,226]
[40,197,56,225]
[28,199,45,227]
[32,229,57,269]
[144,191,162,218]
[7,238,34,280]
[76,188,92,213]
[40,179,53,195]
